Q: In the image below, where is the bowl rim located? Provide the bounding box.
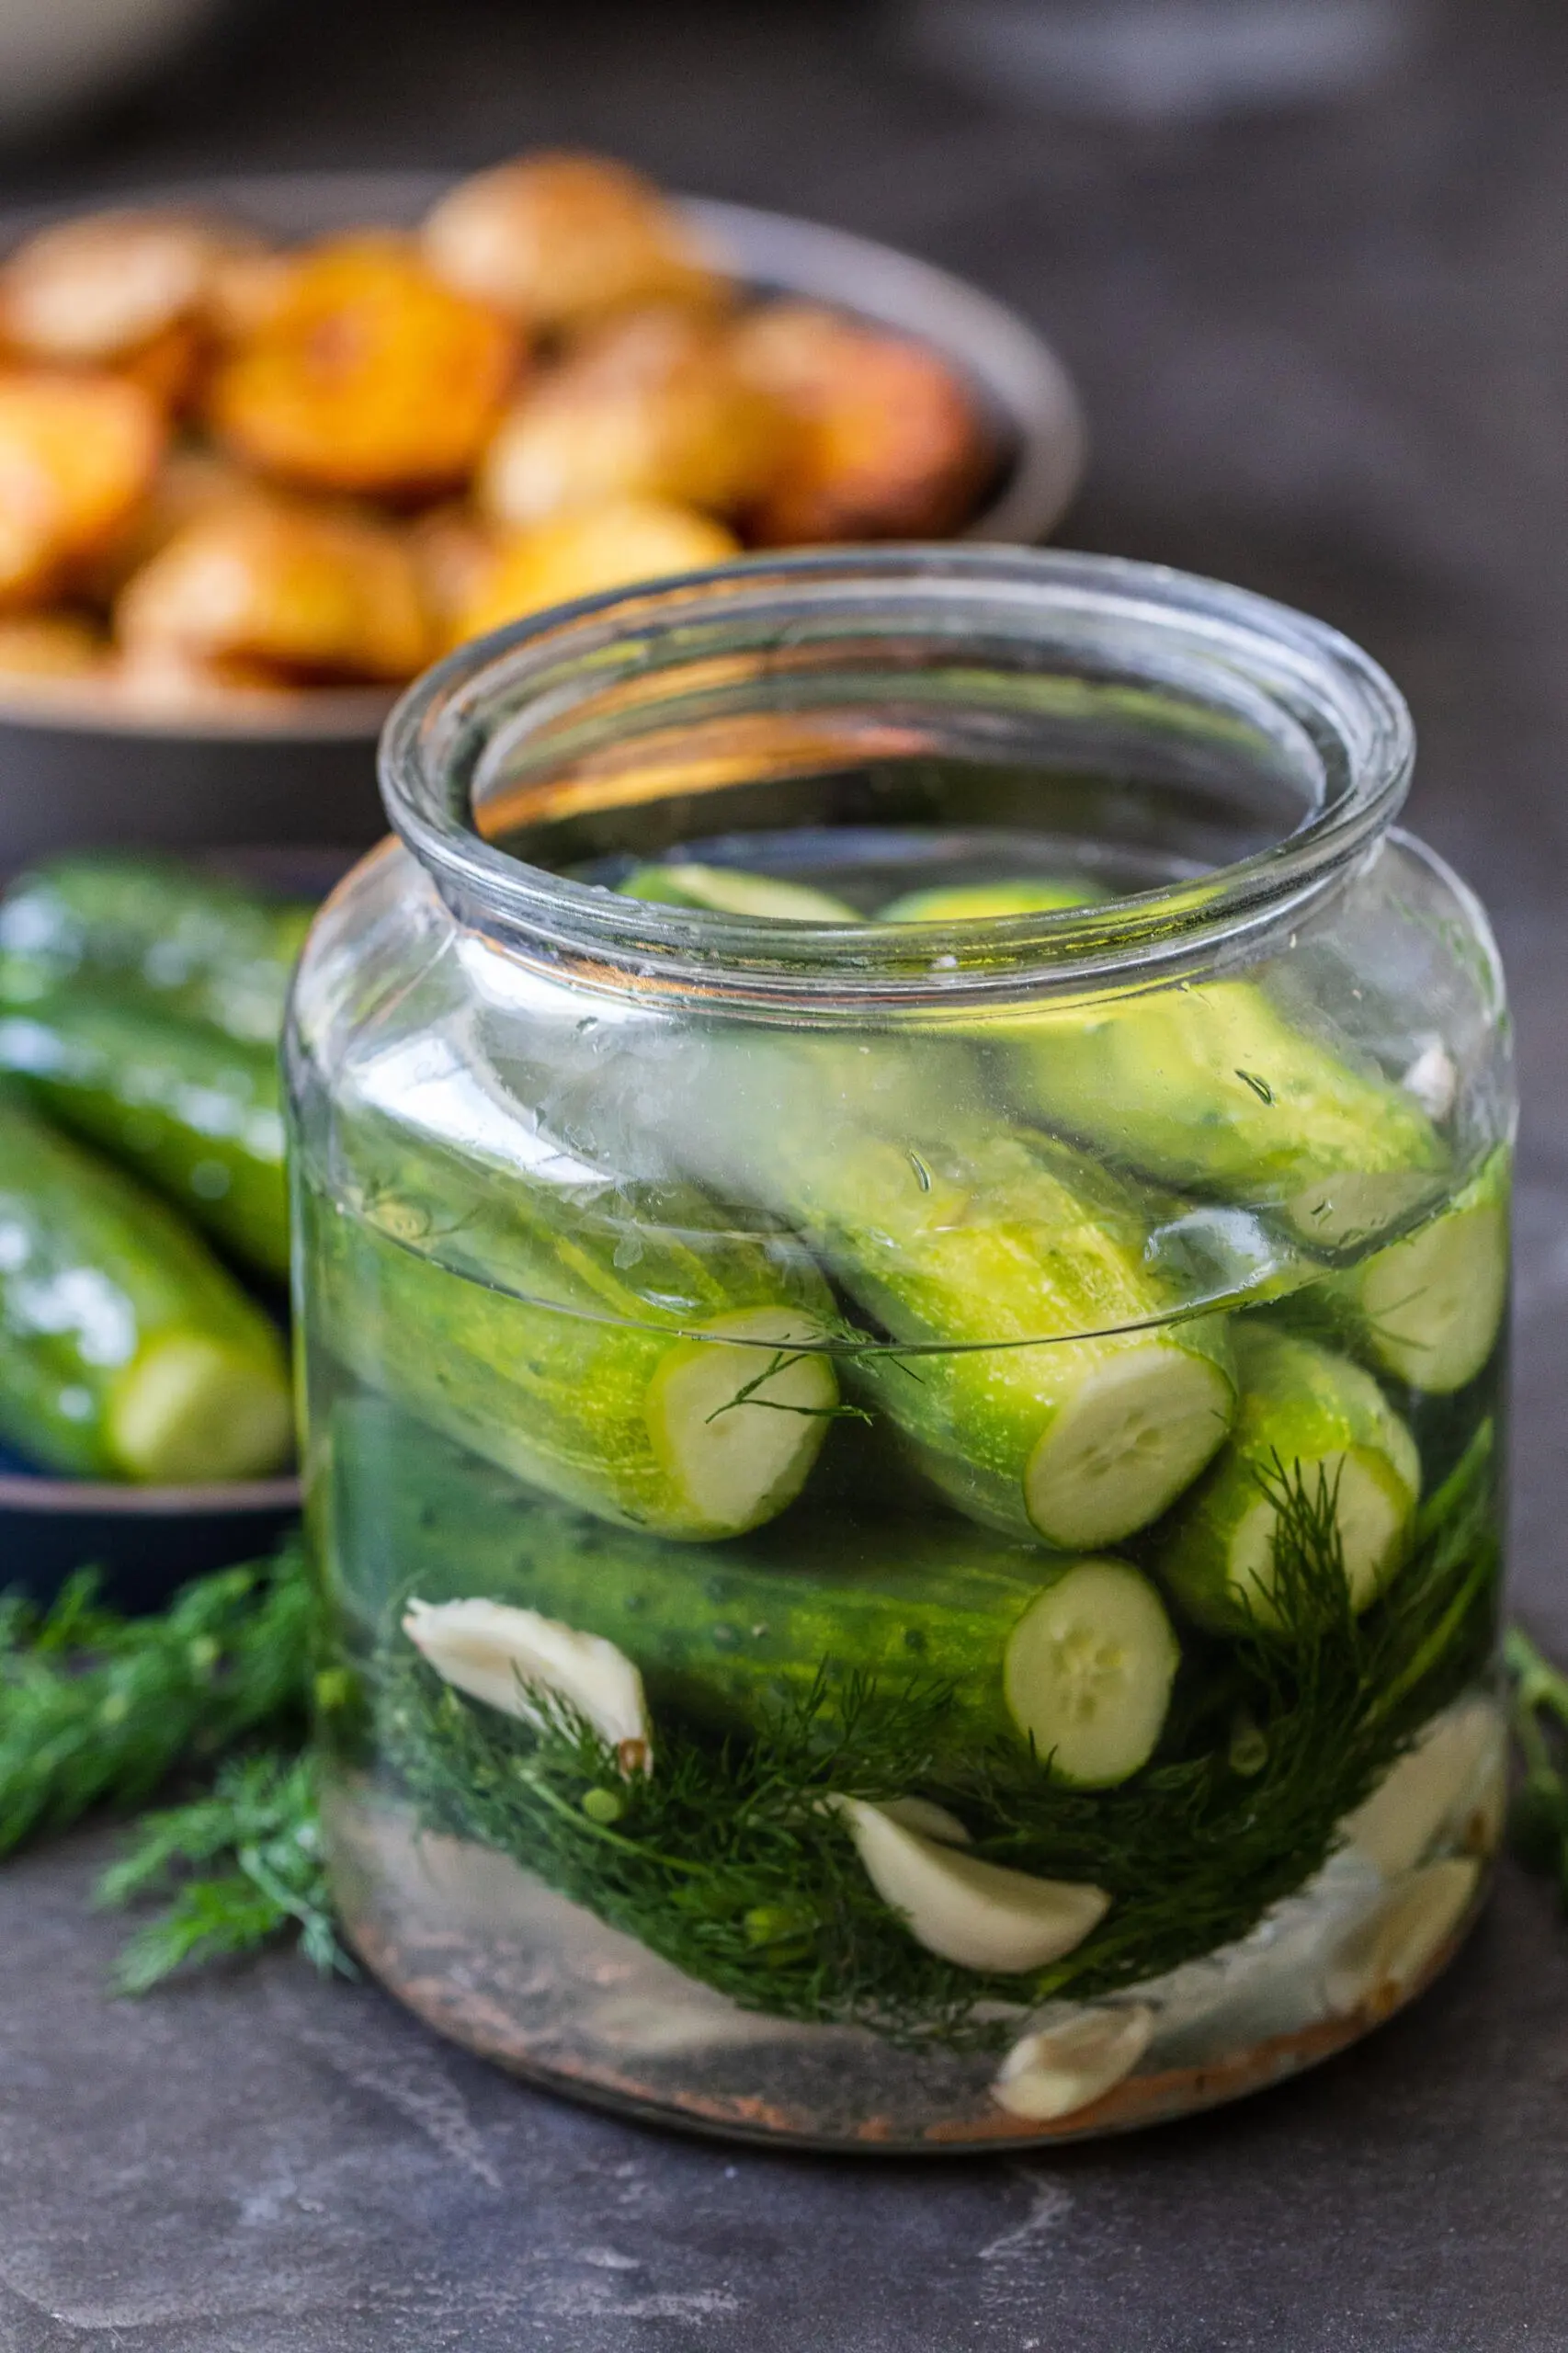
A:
[0,1469,302,1517]
[0,166,1086,745]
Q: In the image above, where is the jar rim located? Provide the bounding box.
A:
[379,546,1414,1007]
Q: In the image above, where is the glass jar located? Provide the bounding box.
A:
[290,549,1511,2151]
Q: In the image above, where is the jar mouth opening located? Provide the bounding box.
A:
[380,547,1414,1006]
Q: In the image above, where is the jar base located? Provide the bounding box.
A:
[326,1782,1488,2154]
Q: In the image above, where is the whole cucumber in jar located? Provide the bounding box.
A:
[305,1151,844,1542]
[0,1089,293,1483]
[1152,1325,1421,1632]
[674,1040,1240,1552]
[330,1396,1183,1790]
[0,992,289,1278]
[983,978,1448,1254]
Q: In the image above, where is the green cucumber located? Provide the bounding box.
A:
[878,879,1107,921]
[0,993,289,1278]
[1330,1148,1509,1394]
[0,854,314,1047]
[992,978,1448,1251]
[0,1090,292,1482]
[744,1102,1237,1550]
[615,863,859,921]
[1153,1325,1420,1632]
[334,1395,1180,1785]
[305,1155,841,1540]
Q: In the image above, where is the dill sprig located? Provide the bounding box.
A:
[0,1546,311,1858]
[381,1424,1500,2052]
[96,1750,353,1994]
[0,1545,344,1991]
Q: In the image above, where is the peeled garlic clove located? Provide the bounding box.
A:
[403,1596,652,1764]
[879,1795,971,1846]
[1324,1858,1481,2018]
[992,2004,1155,2122]
[835,1797,1108,1973]
[1402,1040,1459,1122]
[1344,1700,1506,1878]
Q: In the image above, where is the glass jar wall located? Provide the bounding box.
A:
[289,550,1512,2149]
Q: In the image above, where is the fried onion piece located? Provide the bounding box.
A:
[479,307,784,530]
[730,301,992,543]
[457,497,736,642]
[207,235,522,498]
[424,152,727,334]
[0,371,165,607]
[116,496,433,684]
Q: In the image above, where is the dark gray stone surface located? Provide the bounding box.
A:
[2,2,1568,2344]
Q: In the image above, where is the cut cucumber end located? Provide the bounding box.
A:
[644,1311,838,1537]
[108,1331,293,1483]
[1226,1446,1413,1625]
[1023,1342,1234,1550]
[1353,1197,1508,1394]
[1003,1559,1180,1787]
[616,864,859,922]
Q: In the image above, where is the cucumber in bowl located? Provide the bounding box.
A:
[0,1088,293,1483]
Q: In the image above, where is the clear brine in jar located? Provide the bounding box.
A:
[291,552,1510,2148]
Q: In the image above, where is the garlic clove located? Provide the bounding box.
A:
[835,1797,1108,1972]
[879,1795,972,1845]
[403,1595,652,1765]
[992,2003,1155,2122]
[1324,1857,1481,2018]
[1343,1699,1505,1879]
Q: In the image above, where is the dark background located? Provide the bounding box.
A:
[4,6,1568,2346]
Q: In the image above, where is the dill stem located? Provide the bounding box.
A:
[1371,1546,1494,1723]
[514,1766,706,1875]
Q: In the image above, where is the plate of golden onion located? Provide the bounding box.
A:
[0,155,1085,853]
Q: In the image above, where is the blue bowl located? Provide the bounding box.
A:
[0,1441,301,1613]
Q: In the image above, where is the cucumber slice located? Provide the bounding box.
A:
[992,2004,1154,2121]
[403,1595,652,1762]
[1324,1857,1481,2018]
[1022,1345,1236,1552]
[1153,1327,1421,1632]
[878,880,1106,922]
[835,1796,1110,1972]
[1003,1558,1180,1788]
[108,1332,295,1486]
[1335,1151,1509,1394]
[615,864,859,921]
[642,1310,840,1535]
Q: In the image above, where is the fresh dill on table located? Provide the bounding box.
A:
[0,1546,347,1989]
